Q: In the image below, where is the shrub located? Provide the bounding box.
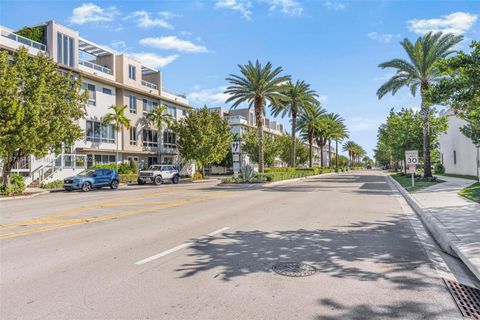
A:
[92,163,117,171]
[130,159,138,174]
[118,163,132,174]
[433,163,445,174]
[192,172,203,181]
[41,180,63,189]
[119,174,138,184]
[0,173,26,195]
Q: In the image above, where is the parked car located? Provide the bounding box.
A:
[64,169,119,192]
[138,164,180,185]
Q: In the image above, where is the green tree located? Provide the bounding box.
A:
[324,113,345,168]
[241,128,280,167]
[145,105,173,164]
[329,117,349,170]
[271,80,318,167]
[225,60,290,173]
[0,48,86,186]
[377,32,462,177]
[103,105,131,169]
[277,134,309,166]
[172,107,231,176]
[297,104,326,167]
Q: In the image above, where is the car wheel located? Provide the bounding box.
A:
[154,175,163,185]
[110,180,119,190]
[137,179,146,185]
[81,182,91,192]
[172,175,179,184]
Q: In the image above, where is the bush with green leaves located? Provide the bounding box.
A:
[41,180,63,189]
[119,174,138,184]
[192,172,203,181]
[130,159,138,174]
[92,164,117,171]
[0,173,26,195]
[118,163,132,174]
[433,163,445,174]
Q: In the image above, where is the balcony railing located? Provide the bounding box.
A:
[79,59,113,75]
[1,29,46,51]
[162,87,187,99]
[142,80,158,90]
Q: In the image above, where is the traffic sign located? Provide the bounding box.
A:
[231,141,240,154]
[405,150,418,165]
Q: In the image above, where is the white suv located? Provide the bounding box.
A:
[138,164,180,185]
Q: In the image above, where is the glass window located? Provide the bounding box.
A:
[57,32,74,67]
[128,65,136,80]
[129,95,137,113]
[102,88,112,95]
[163,131,176,147]
[167,106,176,119]
[69,37,74,67]
[57,32,62,63]
[130,127,137,145]
[86,120,115,143]
[82,83,96,105]
[142,129,158,147]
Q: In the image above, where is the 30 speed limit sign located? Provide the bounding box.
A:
[405,150,418,165]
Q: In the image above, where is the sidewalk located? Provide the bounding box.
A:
[389,175,480,281]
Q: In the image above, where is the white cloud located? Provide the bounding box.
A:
[130,52,179,69]
[140,36,208,53]
[323,1,346,11]
[215,0,253,20]
[188,86,231,107]
[264,0,303,16]
[70,3,120,25]
[158,11,182,19]
[367,32,401,43]
[408,12,478,35]
[130,10,173,29]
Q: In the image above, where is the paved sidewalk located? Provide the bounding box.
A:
[392,175,480,281]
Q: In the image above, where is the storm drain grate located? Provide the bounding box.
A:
[443,278,480,319]
[272,262,316,277]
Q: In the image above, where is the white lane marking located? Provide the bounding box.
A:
[135,227,230,265]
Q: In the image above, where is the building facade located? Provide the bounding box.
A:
[1,21,191,183]
[439,109,479,177]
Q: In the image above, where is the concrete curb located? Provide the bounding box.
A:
[387,175,459,257]
[0,190,49,201]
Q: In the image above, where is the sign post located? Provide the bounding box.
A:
[405,150,418,188]
[231,141,241,178]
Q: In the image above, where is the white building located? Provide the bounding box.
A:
[439,109,478,177]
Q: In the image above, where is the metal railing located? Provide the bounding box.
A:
[162,87,187,99]
[31,154,87,184]
[142,80,158,90]
[79,59,113,75]
[1,29,46,51]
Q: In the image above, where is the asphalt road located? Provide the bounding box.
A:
[0,172,472,319]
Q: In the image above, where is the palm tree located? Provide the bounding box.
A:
[103,105,131,170]
[297,103,326,167]
[342,140,357,168]
[271,80,318,167]
[328,116,349,169]
[225,60,290,172]
[377,32,462,177]
[324,113,344,168]
[145,105,173,164]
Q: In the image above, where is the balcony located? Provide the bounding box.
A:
[142,80,158,90]
[79,59,112,75]
[162,87,187,99]
[1,28,46,51]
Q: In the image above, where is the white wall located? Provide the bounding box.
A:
[439,109,478,176]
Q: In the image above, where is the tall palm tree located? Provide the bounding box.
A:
[328,115,349,169]
[271,80,318,167]
[377,32,462,177]
[103,105,131,169]
[324,113,344,168]
[297,103,326,167]
[342,140,357,168]
[225,60,290,172]
[145,105,173,164]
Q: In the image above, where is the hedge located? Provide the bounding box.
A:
[264,167,334,175]
[119,174,138,184]
[255,171,313,182]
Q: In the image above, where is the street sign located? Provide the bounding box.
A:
[407,164,416,174]
[405,150,418,165]
[231,141,240,154]
[233,162,240,171]
[233,154,240,162]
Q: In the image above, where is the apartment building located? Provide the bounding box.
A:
[0,21,191,183]
[439,109,479,177]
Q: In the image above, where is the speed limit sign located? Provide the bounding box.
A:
[405,150,418,165]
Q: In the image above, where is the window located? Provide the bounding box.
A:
[128,64,136,80]
[82,83,96,105]
[163,131,176,148]
[147,157,158,167]
[130,127,137,145]
[143,99,158,113]
[102,87,112,95]
[182,109,187,117]
[86,120,115,143]
[453,150,457,165]
[142,129,158,147]
[57,32,74,67]
[167,106,176,119]
[129,95,137,113]
[94,154,116,164]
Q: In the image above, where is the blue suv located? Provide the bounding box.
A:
[64,169,120,192]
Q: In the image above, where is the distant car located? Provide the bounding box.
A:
[138,164,179,185]
[64,169,119,192]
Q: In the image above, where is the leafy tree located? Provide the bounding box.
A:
[225,60,290,172]
[377,32,463,177]
[0,48,86,186]
[241,128,280,167]
[172,107,231,176]
[271,80,318,167]
[297,104,326,167]
[103,105,131,169]
[145,105,173,164]
[324,113,345,168]
[277,134,309,166]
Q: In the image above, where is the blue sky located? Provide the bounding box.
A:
[1,0,479,157]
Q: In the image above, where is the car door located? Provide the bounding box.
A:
[94,169,109,186]
[162,166,173,180]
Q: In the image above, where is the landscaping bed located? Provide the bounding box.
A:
[459,183,480,203]
[223,167,336,184]
[391,173,443,192]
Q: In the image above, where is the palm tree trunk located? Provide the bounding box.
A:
[255,98,264,173]
[308,134,313,168]
[116,128,119,170]
[328,139,332,168]
[157,128,161,164]
[335,140,338,169]
[421,93,432,177]
[320,144,324,167]
[291,111,297,168]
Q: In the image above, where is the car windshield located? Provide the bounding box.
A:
[78,170,96,177]
[148,165,160,170]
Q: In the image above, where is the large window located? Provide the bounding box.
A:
[142,129,158,147]
[102,87,112,95]
[86,120,115,143]
[82,83,96,105]
[129,95,137,113]
[128,64,136,80]
[57,32,74,67]
[167,106,176,119]
[130,127,137,145]
[163,131,176,148]
[143,99,158,113]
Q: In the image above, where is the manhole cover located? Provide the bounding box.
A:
[443,279,480,319]
[272,262,316,277]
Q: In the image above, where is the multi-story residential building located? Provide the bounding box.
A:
[1,21,191,183]
[439,109,479,177]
